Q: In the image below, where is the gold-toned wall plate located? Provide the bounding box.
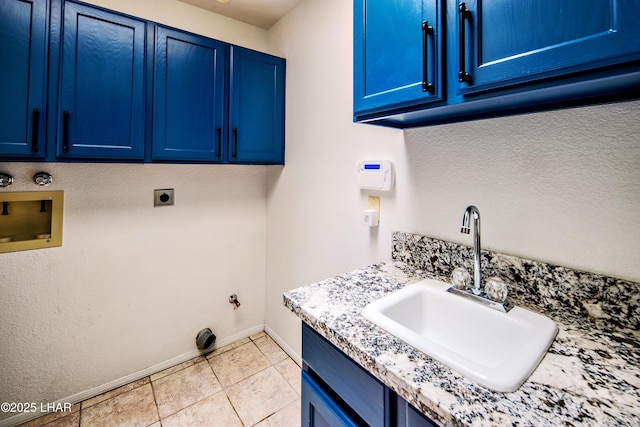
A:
[0,191,64,253]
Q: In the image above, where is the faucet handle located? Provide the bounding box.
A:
[451,267,471,290]
[485,277,508,303]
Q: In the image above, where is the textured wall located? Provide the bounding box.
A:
[400,101,640,280]
[0,163,267,422]
[2,0,639,420]
[265,0,640,362]
[0,1,271,422]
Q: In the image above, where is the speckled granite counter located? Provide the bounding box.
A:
[283,233,640,426]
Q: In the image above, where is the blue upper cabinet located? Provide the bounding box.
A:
[458,0,640,93]
[57,1,146,160]
[0,0,48,159]
[354,0,442,116]
[354,0,640,127]
[153,37,285,164]
[153,26,227,162]
[229,47,285,165]
[5,0,284,164]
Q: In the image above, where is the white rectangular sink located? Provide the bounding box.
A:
[362,278,558,392]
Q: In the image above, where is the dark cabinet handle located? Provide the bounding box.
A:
[232,128,238,158]
[216,126,222,157]
[422,21,435,93]
[62,110,70,153]
[31,108,40,153]
[458,2,472,83]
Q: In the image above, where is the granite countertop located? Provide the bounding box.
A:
[283,260,640,427]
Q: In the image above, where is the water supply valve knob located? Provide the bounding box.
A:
[229,294,241,310]
[33,172,53,186]
[0,173,14,188]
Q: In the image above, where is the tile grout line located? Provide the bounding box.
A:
[148,375,161,427]
[207,336,298,426]
[22,331,300,427]
[152,337,275,424]
[149,340,256,423]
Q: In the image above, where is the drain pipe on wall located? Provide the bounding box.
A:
[195,328,216,350]
[195,294,241,350]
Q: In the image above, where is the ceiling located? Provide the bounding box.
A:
[178,0,302,29]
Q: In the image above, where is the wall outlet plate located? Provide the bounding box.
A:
[154,189,174,207]
[368,196,380,221]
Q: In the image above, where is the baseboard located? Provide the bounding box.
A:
[0,324,266,427]
[264,324,302,366]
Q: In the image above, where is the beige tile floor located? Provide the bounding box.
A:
[20,332,301,427]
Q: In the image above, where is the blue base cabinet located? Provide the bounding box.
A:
[302,371,359,427]
[0,0,48,159]
[301,323,437,427]
[354,0,640,127]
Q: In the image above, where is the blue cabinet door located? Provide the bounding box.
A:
[396,394,438,427]
[354,0,442,116]
[457,0,640,93]
[0,0,48,158]
[229,47,285,165]
[301,371,359,427]
[153,26,227,162]
[58,1,145,160]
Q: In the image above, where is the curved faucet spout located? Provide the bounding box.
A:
[461,205,481,294]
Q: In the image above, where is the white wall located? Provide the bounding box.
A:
[265,0,640,361]
[0,163,267,418]
[1,0,639,419]
[0,1,271,423]
[80,0,270,52]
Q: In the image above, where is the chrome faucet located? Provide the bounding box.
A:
[451,205,512,312]
[460,205,482,295]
